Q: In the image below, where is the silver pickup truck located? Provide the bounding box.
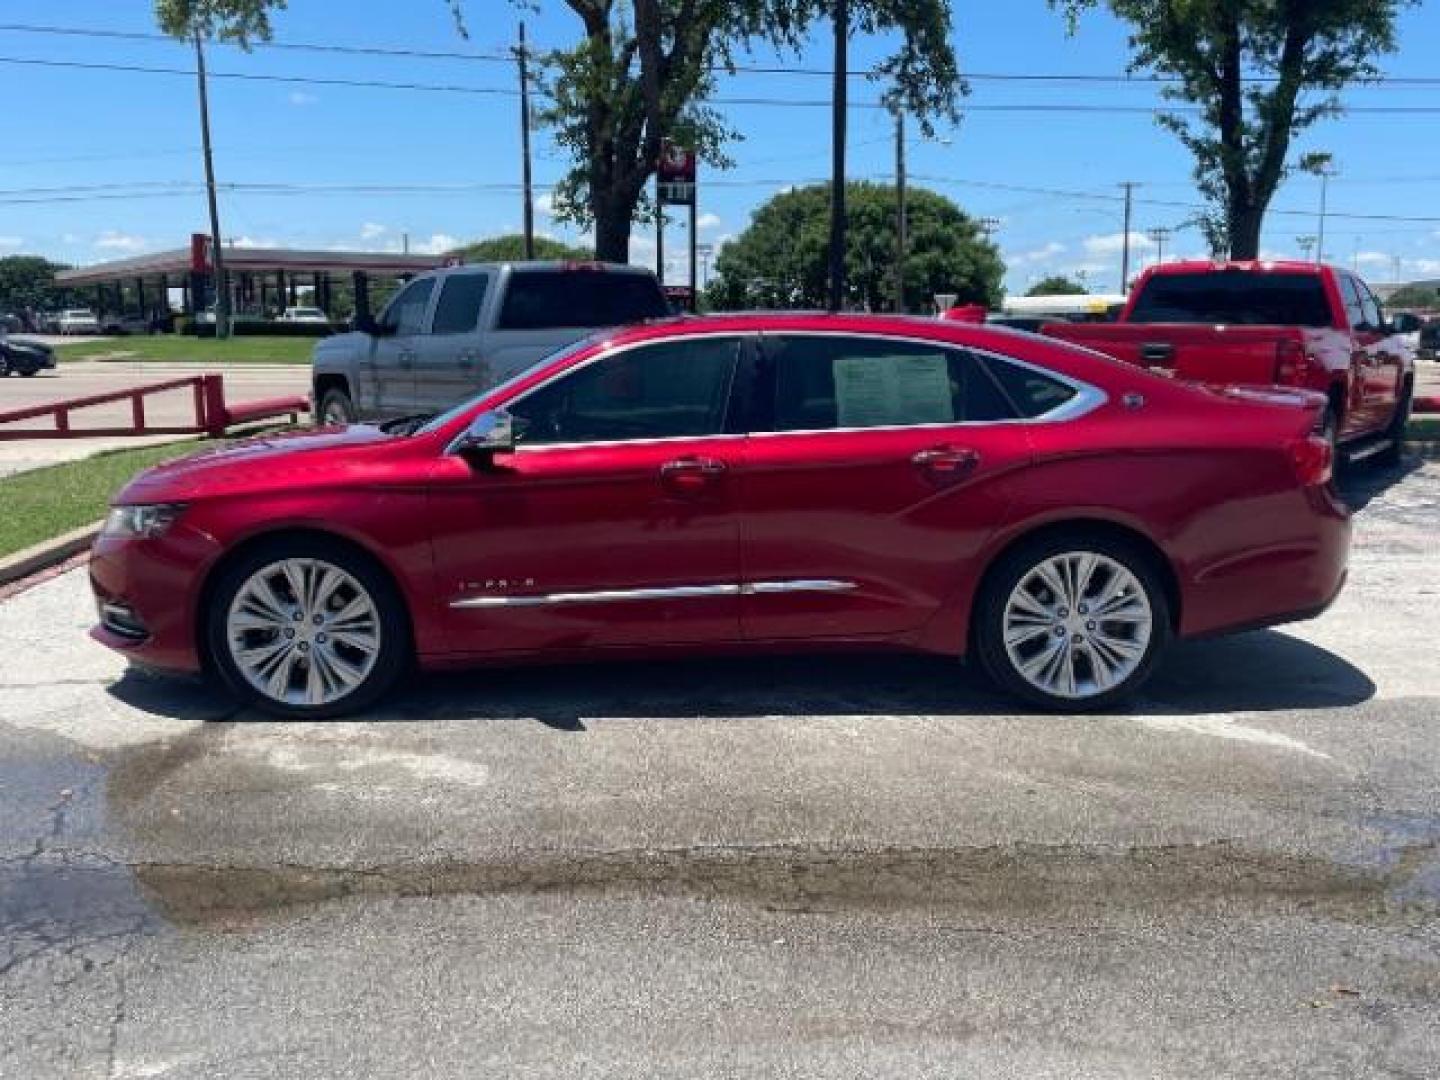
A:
[311,261,671,424]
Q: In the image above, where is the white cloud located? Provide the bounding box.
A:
[1353,251,1390,269]
[697,212,722,231]
[1005,242,1066,267]
[359,222,388,241]
[231,235,279,249]
[1082,231,1149,257]
[288,91,319,106]
[1407,258,1440,276]
[411,233,461,255]
[94,231,147,253]
[536,192,558,218]
[0,236,23,250]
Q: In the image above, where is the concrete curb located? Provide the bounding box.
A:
[0,521,100,589]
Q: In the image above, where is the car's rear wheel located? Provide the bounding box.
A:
[974,535,1172,711]
[318,387,356,426]
[206,539,409,719]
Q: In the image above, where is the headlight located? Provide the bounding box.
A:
[101,504,186,538]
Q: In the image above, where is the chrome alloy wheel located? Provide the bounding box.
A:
[1002,551,1154,701]
[226,558,382,707]
[322,398,350,425]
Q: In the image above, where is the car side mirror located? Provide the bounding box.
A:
[451,408,516,456]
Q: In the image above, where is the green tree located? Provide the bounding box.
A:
[706,182,1002,313]
[1026,274,1088,297]
[1054,0,1411,260]
[155,0,284,43]
[451,234,595,263]
[1386,284,1440,310]
[161,2,964,266]
[0,256,73,317]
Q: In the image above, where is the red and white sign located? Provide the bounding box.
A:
[657,140,697,206]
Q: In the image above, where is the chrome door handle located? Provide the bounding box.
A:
[912,445,980,483]
[660,456,728,495]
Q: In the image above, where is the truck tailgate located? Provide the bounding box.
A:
[1042,322,1301,385]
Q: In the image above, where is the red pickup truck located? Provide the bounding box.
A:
[1043,261,1415,463]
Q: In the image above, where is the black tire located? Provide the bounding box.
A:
[205,536,411,719]
[18,367,37,377]
[973,532,1173,712]
[318,386,357,426]
[1375,380,1413,467]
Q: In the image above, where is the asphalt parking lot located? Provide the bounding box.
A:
[2,459,1438,1078]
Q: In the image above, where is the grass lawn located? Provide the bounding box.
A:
[56,335,316,365]
[0,440,214,559]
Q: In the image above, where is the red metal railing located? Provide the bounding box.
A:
[0,375,308,441]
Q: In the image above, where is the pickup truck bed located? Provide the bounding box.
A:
[1043,261,1415,452]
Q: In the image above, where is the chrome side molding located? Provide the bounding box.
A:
[450,579,857,610]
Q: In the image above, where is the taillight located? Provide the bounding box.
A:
[1274,339,1310,385]
[1288,434,1334,487]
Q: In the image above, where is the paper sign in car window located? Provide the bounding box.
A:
[833,352,955,428]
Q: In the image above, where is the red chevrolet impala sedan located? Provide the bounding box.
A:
[90,314,1350,718]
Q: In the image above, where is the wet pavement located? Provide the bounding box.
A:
[2,462,1439,1077]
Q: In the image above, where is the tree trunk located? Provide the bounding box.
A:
[593,201,633,264]
[1228,201,1264,261]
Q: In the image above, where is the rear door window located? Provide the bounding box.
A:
[980,354,1081,418]
[1128,273,1332,327]
[763,335,1021,432]
[498,271,670,331]
[431,273,489,335]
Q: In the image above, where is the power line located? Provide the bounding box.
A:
[10,54,1440,116]
[7,22,1440,87]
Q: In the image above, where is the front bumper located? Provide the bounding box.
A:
[88,524,222,675]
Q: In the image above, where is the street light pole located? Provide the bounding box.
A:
[517,21,536,261]
[193,29,229,338]
[828,0,848,313]
[894,109,907,314]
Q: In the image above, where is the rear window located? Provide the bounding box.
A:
[1128,272,1332,327]
[498,271,670,331]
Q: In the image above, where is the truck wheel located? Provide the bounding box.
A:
[1376,381,1413,467]
[318,387,357,426]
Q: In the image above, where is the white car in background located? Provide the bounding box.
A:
[280,307,330,324]
[57,309,101,335]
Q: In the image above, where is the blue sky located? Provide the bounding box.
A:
[2,0,1439,296]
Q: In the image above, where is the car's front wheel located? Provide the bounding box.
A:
[974,535,1172,711]
[206,539,410,719]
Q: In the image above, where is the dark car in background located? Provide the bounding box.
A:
[0,335,57,377]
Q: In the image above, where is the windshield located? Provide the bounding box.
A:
[412,334,604,436]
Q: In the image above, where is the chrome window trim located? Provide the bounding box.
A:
[450,579,857,610]
[446,328,1107,455]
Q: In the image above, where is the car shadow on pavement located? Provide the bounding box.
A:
[1337,454,1424,512]
[107,628,1375,727]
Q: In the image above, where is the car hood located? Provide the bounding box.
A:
[117,424,401,505]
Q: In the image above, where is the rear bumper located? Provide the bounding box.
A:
[1178,485,1352,640]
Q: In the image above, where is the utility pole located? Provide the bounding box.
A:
[828,0,849,313]
[1393,254,1403,285]
[1316,164,1336,264]
[1146,226,1171,268]
[517,21,536,260]
[1119,182,1137,293]
[1296,235,1316,262]
[193,29,229,338]
[894,109,907,314]
[977,217,1001,240]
